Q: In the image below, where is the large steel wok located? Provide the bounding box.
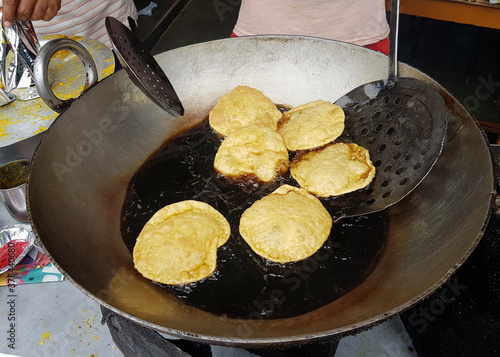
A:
[26,36,494,347]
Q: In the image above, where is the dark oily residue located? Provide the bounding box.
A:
[121,120,389,319]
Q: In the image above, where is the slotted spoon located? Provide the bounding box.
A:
[105,0,191,118]
[332,0,447,218]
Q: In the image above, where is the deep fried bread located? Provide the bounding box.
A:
[291,143,375,197]
[239,185,332,263]
[277,100,345,151]
[133,200,230,285]
[209,86,283,136]
[214,124,289,183]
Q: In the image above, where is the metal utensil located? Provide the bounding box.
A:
[33,38,99,113]
[105,0,191,118]
[1,17,40,101]
[333,0,447,218]
[0,224,35,274]
[0,159,30,222]
[140,0,192,53]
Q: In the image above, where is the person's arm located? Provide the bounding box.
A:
[1,0,61,27]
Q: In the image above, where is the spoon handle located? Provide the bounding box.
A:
[388,0,400,84]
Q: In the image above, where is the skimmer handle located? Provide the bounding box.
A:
[387,0,400,88]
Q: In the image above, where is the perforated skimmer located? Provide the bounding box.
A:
[105,0,191,118]
[332,0,447,218]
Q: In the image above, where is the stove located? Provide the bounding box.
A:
[102,305,340,357]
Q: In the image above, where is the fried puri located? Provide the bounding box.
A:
[214,124,289,183]
[239,185,332,263]
[209,86,283,136]
[291,143,375,197]
[133,200,230,285]
[277,100,345,151]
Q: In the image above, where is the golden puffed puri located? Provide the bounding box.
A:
[277,100,345,151]
[133,200,230,285]
[209,86,283,136]
[239,185,332,263]
[291,143,376,197]
[214,124,289,183]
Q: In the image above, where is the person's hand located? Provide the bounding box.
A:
[2,0,61,27]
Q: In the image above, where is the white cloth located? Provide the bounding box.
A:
[233,0,389,46]
[0,0,138,49]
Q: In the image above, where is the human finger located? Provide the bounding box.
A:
[1,0,22,27]
[42,0,61,21]
[12,0,37,21]
[31,0,61,21]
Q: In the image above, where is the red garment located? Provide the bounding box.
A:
[230,33,389,56]
[364,37,390,56]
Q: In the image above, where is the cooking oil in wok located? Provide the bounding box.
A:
[121,120,389,319]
